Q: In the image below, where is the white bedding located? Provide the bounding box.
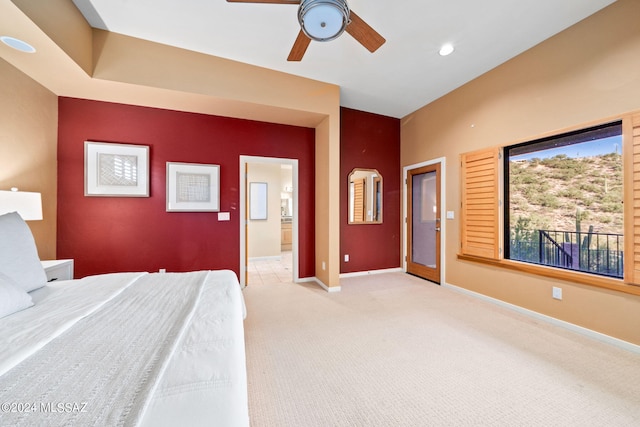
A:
[0,270,249,427]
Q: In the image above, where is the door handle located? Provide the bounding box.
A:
[435,227,441,232]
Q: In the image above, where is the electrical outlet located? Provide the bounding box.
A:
[159,268,166,273]
[344,254,349,262]
[322,261,326,271]
[552,286,562,300]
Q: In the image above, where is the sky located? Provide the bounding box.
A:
[510,135,622,161]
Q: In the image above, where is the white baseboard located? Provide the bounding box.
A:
[298,277,341,293]
[308,267,406,291]
[296,267,405,292]
[339,267,403,279]
[443,282,640,355]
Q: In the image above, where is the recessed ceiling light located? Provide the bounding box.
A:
[439,43,454,56]
[0,36,36,53]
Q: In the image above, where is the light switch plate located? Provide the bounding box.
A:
[446,211,455,220]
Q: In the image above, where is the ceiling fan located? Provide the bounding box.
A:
[227,0,386,61]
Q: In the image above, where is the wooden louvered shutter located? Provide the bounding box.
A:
[631,113,640,283]
[353,179,365,222]
[460,147,501,259]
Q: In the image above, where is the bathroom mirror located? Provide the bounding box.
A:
[348,168,382,224]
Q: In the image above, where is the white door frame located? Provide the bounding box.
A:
[240,155,299,287]
[403,157,446,283]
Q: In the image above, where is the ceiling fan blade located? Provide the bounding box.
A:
[345,10,386,53]
[287,30,311,61]
[226,0,299,4]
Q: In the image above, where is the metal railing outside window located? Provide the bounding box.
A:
[510,229,623,278]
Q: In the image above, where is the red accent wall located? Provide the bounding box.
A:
[340,107,401,273]
[57,97,315,279]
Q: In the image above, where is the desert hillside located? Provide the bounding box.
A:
[509,153,623,236]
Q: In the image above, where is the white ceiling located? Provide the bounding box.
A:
[71,0,616,119]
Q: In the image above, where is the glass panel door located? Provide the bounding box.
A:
[407,163,441,283]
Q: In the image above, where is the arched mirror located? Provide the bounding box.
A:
[348,168,382,224]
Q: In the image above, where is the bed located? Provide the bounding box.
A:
[0,212,250,426]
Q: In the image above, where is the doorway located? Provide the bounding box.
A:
[405,160,444,284]
[240,156,298,287]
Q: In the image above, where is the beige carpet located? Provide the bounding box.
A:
[242,273,640,426]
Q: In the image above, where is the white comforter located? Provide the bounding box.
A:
[0,270,249,427]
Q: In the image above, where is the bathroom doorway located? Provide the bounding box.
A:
[239,156,298,287]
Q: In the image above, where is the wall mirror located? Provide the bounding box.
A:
[348,168,382,224]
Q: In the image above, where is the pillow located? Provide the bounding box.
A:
[0,212,47,292]
[0,273,34,318]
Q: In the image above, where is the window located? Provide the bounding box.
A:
[504,122,623,278]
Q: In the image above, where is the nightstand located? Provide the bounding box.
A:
[41,259,74,282]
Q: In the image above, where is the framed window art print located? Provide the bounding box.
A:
[85,141,150,197]
[166,162,220,212]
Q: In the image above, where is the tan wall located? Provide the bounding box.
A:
[248,163,282,259]
[315,115,341,287]
[401,0,640,344]
[0,59,57,259]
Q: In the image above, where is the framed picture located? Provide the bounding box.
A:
[249,182,268,220]
[166,162,220,212]
[85,141,149,197]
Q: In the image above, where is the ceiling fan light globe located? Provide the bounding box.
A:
[298,0,350,42]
